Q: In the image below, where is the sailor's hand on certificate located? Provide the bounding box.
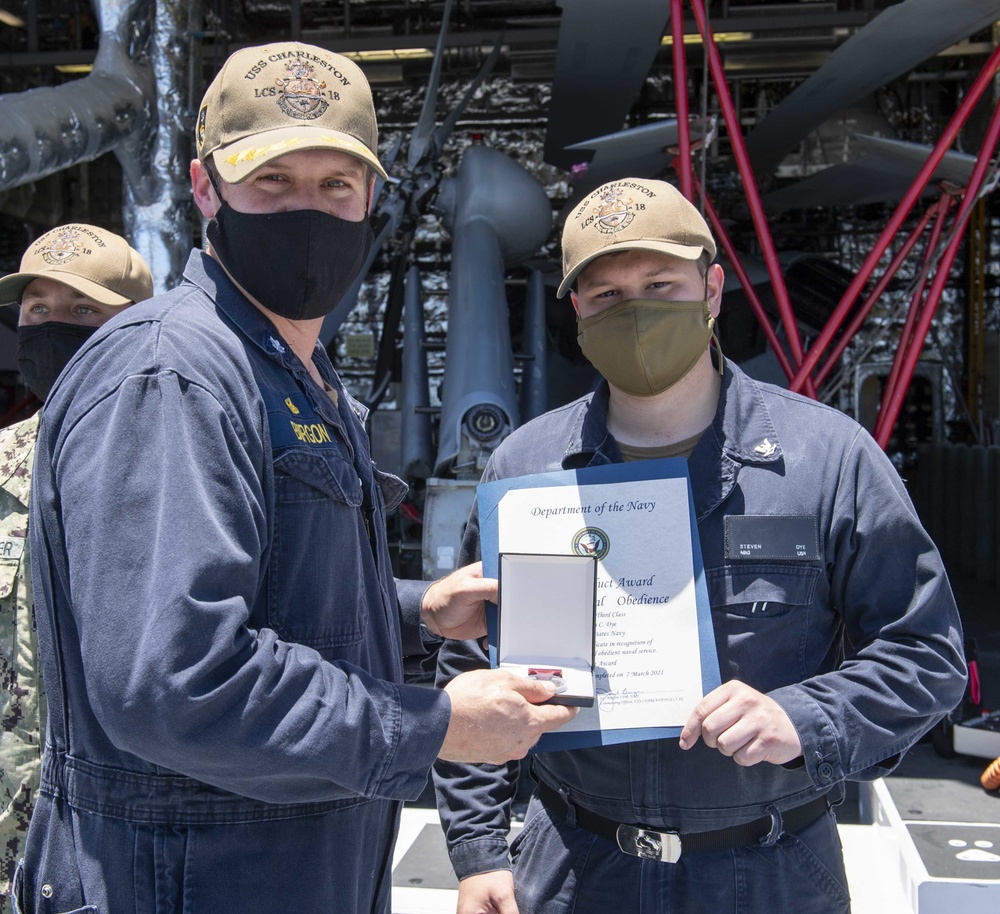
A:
[439,669,578,764]
[678,679,802,766]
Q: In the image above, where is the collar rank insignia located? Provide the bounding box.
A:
[754,438,777,458]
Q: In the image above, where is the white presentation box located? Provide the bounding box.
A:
[497,553,597,707]
[861,778,1000,914]
[953,711,1000,760]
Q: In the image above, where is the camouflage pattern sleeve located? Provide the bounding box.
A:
[0,413,43,913]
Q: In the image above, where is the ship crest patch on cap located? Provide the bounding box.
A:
[276,58,329,120]
[39,227,87,266]
[593,188,636,234]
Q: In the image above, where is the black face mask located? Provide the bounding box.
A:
[206,200,374,322]
[17,322,97,400]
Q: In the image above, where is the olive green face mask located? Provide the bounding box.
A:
[576,298,717,396]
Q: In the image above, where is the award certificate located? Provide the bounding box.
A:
[478,458,720,752]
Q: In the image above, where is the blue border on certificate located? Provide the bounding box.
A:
[478,457,721,753]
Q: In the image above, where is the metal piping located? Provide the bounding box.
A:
[875,100,1000,448]
[690,0,815,398]
[691,172,796,384]
[815,203,940,388]
[878,196,955,426]
[0,0,153,193]
[434,145,551,476]
[400,265,434,481]
[123,0,199,293]
[518,269,548,424]
[0,0,196,294]
[789,42,1000,395]
[670,0,693,201]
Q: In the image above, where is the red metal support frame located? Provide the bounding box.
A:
[790,42,1000,395]
[687,0,817,398]
[874,97,1000,449]
[813,202,940,388]
[688,168,797,381]
[873,194,954,438]
[670,0,693,200]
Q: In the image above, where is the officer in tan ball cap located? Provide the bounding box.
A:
[15,42,576,914]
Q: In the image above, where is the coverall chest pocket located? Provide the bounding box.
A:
[268,448,370,650]
[707,563,820,691]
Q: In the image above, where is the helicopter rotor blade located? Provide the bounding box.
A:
[763,135,979,211]
[561,118,711,204]
[745,0,1000,173]
[368,231,413,408]
[407,0,454,170]
[431,30,506,157]
[543,0,670,170]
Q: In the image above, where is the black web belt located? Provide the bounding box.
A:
[536,780,830,863]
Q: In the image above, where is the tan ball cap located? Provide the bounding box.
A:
[197,42,387,183]
[558,178,717,298]
[0,224,153,307]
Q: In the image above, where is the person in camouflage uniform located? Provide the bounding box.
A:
[0,225,151,912]
[0,415,41,914]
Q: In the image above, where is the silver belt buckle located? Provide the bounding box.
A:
[616,824,682,863]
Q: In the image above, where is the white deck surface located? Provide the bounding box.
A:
[391,806,913,914]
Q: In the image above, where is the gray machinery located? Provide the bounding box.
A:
[434,145,551,479]
[417,145,550,578]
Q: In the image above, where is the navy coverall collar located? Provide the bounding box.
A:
[561,360,785,522]
[182,250,365,434]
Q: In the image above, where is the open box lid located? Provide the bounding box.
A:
[498,553,596,706]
